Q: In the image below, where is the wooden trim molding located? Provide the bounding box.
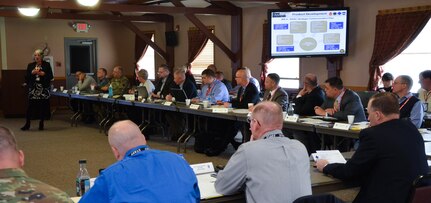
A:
[378,5,431,15]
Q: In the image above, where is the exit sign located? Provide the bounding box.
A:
[75,23,89,33]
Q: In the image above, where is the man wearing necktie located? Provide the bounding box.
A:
[262,73,288,111]
[314,77,366,152]
[223,68,260,109]
[193,69,229,104]
[314,77,366,122]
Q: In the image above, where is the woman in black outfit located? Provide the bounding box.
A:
[21,49,53,131]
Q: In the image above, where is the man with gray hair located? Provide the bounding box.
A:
[80,120,200,202]
[392,75,423,128]
[215,101,311,203]
[0,126,72,202]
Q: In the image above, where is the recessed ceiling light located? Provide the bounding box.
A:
[18,7,40,17]
[77,0,100,7]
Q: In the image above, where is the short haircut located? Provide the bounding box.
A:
[34,49,44,58]
[267,73,280,85]
[0,126,18,153]
[304,74,318,86]
[114,66,123,73]
[420,70,431,80]
[369,92,400,116]
[215,71,224,77]
[236,67,249,78]
[399,75,413,90]
[252,101,283,127]
[159,64,170,72]
[201,69,216,78]
[137,69,149,80]
[325,77,344,90]
[174,67,186,76]
[381,73,394,81]
[99,68,107,75]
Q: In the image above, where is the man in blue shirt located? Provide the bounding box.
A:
[194,69,229,104]
[79,120,200,203]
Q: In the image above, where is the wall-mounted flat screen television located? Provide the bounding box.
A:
[268,8,349,58]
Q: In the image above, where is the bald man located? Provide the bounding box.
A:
[293,73,325,116]
[0,126,72,202]
[80,120,200,203]
[215,102,311,203]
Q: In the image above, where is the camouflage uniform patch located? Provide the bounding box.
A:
[109,76,130,95]
[0,168,72,203]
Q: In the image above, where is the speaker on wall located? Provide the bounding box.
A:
[165,31,178,47]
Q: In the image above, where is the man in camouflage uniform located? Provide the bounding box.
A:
[109,66,130,96]
[0,126,72,202]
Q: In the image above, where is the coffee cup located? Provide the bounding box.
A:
[185,99,191,106]
[203,100,210,108]
[60,86,64,91]
[347,115,355,124]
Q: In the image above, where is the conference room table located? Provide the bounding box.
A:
[50,91,361,151]
[70,160,352,203]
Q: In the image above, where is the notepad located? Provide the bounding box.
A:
[311,150,347,164]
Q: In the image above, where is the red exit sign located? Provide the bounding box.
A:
[75,23,89,32]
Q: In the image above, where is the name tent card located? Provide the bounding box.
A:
[75,91,80,95]
[62,90,68,94]
[164,101,173,106]
[212,108,229,113]
[285,115,299,122]
[52,88,57,92]
[102,94,109,98]
[190,162,215,175]
[190,104,200,109]
[333,122,351,130]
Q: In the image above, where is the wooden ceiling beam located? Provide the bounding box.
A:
[0,1,235,15]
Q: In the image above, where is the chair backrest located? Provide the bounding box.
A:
[407,173,431,203]
[293,193,344,203]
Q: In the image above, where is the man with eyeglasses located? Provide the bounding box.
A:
[215,101,311,203]
[417,70,431,113]
[393,75,423,128]
[151,64,174,99]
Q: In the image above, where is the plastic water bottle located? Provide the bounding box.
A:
[108,84,113,98]
[76,159,90,196]
[287,103,295,116]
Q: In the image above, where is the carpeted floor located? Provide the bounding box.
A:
[0,109,357,202]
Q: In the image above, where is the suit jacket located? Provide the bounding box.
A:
[321,89,366,122]
[263,87,289,111]
[153,74,174,99]
[232,82,260,109]
[293,86,325,116]
[323,119,429,203]
[170,79,197,102]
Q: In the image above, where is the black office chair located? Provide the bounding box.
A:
[293,193,344,203]
[407,173,431,203]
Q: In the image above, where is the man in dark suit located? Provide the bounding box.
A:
[202,68,260,156]
[293,73,325,116]
[224,67,260,109]
[292,73,325,155]
[316,92,429,203]
[315,77,366,122]
[262,73,288,111]
[165,68,197,141]
[151,64,174,99]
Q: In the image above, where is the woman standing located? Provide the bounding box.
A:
[21,49,53,131]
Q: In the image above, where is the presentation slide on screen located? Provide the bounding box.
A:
[270,10,347,57]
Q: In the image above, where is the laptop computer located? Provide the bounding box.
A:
[170,88,188,102]
[136,86,148,99]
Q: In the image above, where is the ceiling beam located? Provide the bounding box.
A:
[0,1,236,15]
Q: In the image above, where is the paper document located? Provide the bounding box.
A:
[190,162,223,199]
[311,150,347,164]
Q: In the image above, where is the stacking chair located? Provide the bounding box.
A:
[407,173,431,203]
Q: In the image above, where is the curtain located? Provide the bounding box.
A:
[188,28,212,64]
[260,21,273,91]
[134,33,154,79]
[367,9,431,90]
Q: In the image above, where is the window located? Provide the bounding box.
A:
[266,58,300,89]
[382,19,431,91]
[190,38,214,85]
[137,34,155,80]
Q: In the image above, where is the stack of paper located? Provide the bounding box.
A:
[311,150,347,164]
